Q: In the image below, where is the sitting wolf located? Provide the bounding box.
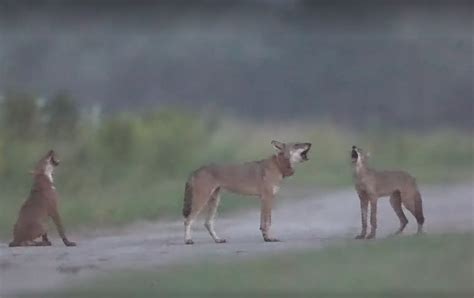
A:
[9,150,76,247]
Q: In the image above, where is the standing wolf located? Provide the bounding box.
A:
[182,140,311,244]
[351,145,424,239]
[9,150,76,247]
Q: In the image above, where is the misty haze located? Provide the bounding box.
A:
[0,1,472,128]
[0,1,473,297]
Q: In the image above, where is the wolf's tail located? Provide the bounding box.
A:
[414,191,425,225]
[182,179,193,218]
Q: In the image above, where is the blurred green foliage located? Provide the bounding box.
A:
[0,95,472,237]
[43,92,80,139]
[1,91,41,140]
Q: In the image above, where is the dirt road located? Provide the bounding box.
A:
[1,183,472,296]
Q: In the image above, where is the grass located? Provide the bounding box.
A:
[29,233,474,298]
[0,114,472,239]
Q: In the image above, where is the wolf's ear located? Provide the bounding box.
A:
[47,149,55,156]
[271,140,285,151]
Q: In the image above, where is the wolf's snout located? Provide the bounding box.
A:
[51,157,60,166]
[301,143,311,161]
[351,147,358,162]
[301,151,309,160]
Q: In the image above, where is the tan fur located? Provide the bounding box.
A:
[9,150,76,247]
[182,141,311,244]
[351,146,425,239]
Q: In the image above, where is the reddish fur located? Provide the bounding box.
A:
[9,150,76,247]
[182,141,311,244]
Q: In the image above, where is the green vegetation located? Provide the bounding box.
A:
[0,96,472,238]
[31,233,474,297]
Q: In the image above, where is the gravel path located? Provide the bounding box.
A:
[1,183,472,296]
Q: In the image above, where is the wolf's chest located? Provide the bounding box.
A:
[272,185,280,195]
[354,174,376,194]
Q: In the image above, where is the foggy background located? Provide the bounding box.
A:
[0,0,472,129]
[0,1,472,232]
[0,3,473,296]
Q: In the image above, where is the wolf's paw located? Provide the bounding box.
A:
[264,238,281,242]
[64,240,76,247]
[365,233,376,240]
[389,230,403,237]
[185,239,194,245]
[8,242,19,247]
[354,234,366,240]
[215,239,227,244]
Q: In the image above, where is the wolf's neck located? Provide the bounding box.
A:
[354,162,373,177]
[33,173,56,190]
[44,164,54,183]
[42,172,54,184]
[273,154,294,178]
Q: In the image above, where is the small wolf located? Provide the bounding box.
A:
[182,140,311,244]
[351,145,424,239]
[9,150,76,247]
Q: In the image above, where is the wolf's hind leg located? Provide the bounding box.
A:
[403,191,425,235]
[9,241,21,247]
[10,223,45,247]
[9,240,42,246]
[27,234,52,246]
[40,233,52,246]
[17,233,51,247]
[184,185,214,245]
[204,188,226,244]
[389,191,408,235]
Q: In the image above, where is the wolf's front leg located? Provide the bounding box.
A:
[366,199,378,239]
[260,194,279,242]
[355,197,368,239]
[50,208,76,247]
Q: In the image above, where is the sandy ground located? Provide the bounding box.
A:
[0,183,473,296]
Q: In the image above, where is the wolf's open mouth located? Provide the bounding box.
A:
[51,157,60,166]
[351,149,358,162]
[301,148,310,161]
